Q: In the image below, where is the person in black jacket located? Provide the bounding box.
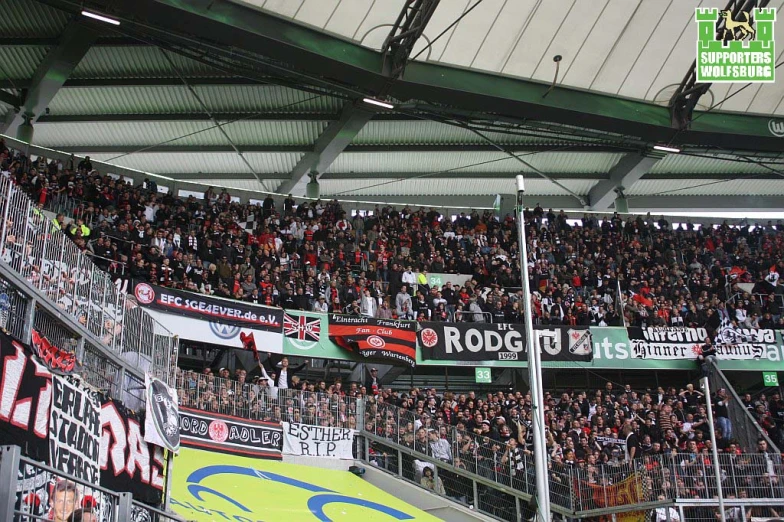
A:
[696,337,717,377]
[264,356,307,390]
[365,367,381,396]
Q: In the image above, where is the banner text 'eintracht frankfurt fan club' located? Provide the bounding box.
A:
[328,315,418,367]
[133,282,283,352]
[417,322,593,363]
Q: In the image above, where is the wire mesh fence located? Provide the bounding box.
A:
[175,370,361,429]
[0,175,178,395]
[361,399,784,514]
[708,361,780,454]
[0,273,29,340]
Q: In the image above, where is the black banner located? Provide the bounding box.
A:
[0,330,51,462]
[627,326,774,360]
[328,315,418,367]
[418,323,593,362]
[49,374,101,484]
[179,407,282,459]
[99,398,165,505]
[132,282,283,332]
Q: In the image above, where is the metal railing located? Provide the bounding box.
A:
[361,400,784,513]
[708,360,781,454]
[0,445,184,522]
[0,175,178,389]
[175,371,361,429]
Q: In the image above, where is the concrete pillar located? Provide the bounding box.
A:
[16,117,34,150]
[615,195,629,213]
[306,172,320,199]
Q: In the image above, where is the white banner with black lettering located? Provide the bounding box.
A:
[144,374,181,454]
[48,374,101,484]
[281,422,355,459]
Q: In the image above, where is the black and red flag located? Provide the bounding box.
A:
[328,315,417,367]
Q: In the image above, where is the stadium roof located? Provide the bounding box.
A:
[1,0,783,212]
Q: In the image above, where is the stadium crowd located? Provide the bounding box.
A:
[3,141,784,335]
[3,143,784,519]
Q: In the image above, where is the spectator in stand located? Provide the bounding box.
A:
[7,135,784,335]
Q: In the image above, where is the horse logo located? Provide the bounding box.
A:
[719,10,755,40]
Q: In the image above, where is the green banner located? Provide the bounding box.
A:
[588,327,784,371]
[281,311,358,361]
[281,315,784,372]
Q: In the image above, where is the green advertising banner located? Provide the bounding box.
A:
[281,313,784,372]
[588,327,784,371]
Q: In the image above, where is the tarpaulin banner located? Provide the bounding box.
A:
[179,407,282,459]
[329,315,418,367]
[417,323,593,362]
[144,374,181,454]
[134,282,283,352]
[281,422,355,459]
[628,326,776,360]
[0,330,51,462]
[99,397,165,505]
[283,311,363,361]
[576,472,646,522]
[589,327,784,370]
[49,374,101,484]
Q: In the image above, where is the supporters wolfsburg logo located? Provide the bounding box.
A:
[695,7,776,83]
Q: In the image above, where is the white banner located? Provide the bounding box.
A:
[144,374,181,454]
[281,422,355,459]
[48,374,100,484]
[143,308,283,353]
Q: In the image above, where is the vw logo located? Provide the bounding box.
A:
[209,322,241,340]
[769,119,784,138]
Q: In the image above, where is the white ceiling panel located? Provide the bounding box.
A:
[617,0,700,99]
[320,177,598,197]
[188,178,281,193]
[352,0,406,48]
[295,0,341,28]
[327,152,623,174]
[437,0,506,68]
[470,0,540,73]
[628,179,784,197]
[589,1,673,94]
[423,0,473,63]
[325,0,378,39]
[529,0,608,83]
[85,152,303,175]
[250,0,783,115]
[32,120,328,148]
[501,1,574,80]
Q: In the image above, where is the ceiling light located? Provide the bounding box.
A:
[653,144,681,153]
[362,97,394,110]
[81,10,120,25]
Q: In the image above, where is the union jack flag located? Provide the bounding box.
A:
[283,313,321,342]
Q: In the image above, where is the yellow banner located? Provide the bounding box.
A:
[171,447,440,521]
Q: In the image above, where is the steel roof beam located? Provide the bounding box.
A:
[49,143,631,154]
[276,103,375,195]
[0,90,22,109]
[588,152,665,211]
[27,0,784,152]
[0,36,145,47]
[36,113,341,123]
[1,21,97,135]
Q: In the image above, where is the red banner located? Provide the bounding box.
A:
[328,315,417,367]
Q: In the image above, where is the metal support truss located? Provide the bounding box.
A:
[381,0,441,80]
